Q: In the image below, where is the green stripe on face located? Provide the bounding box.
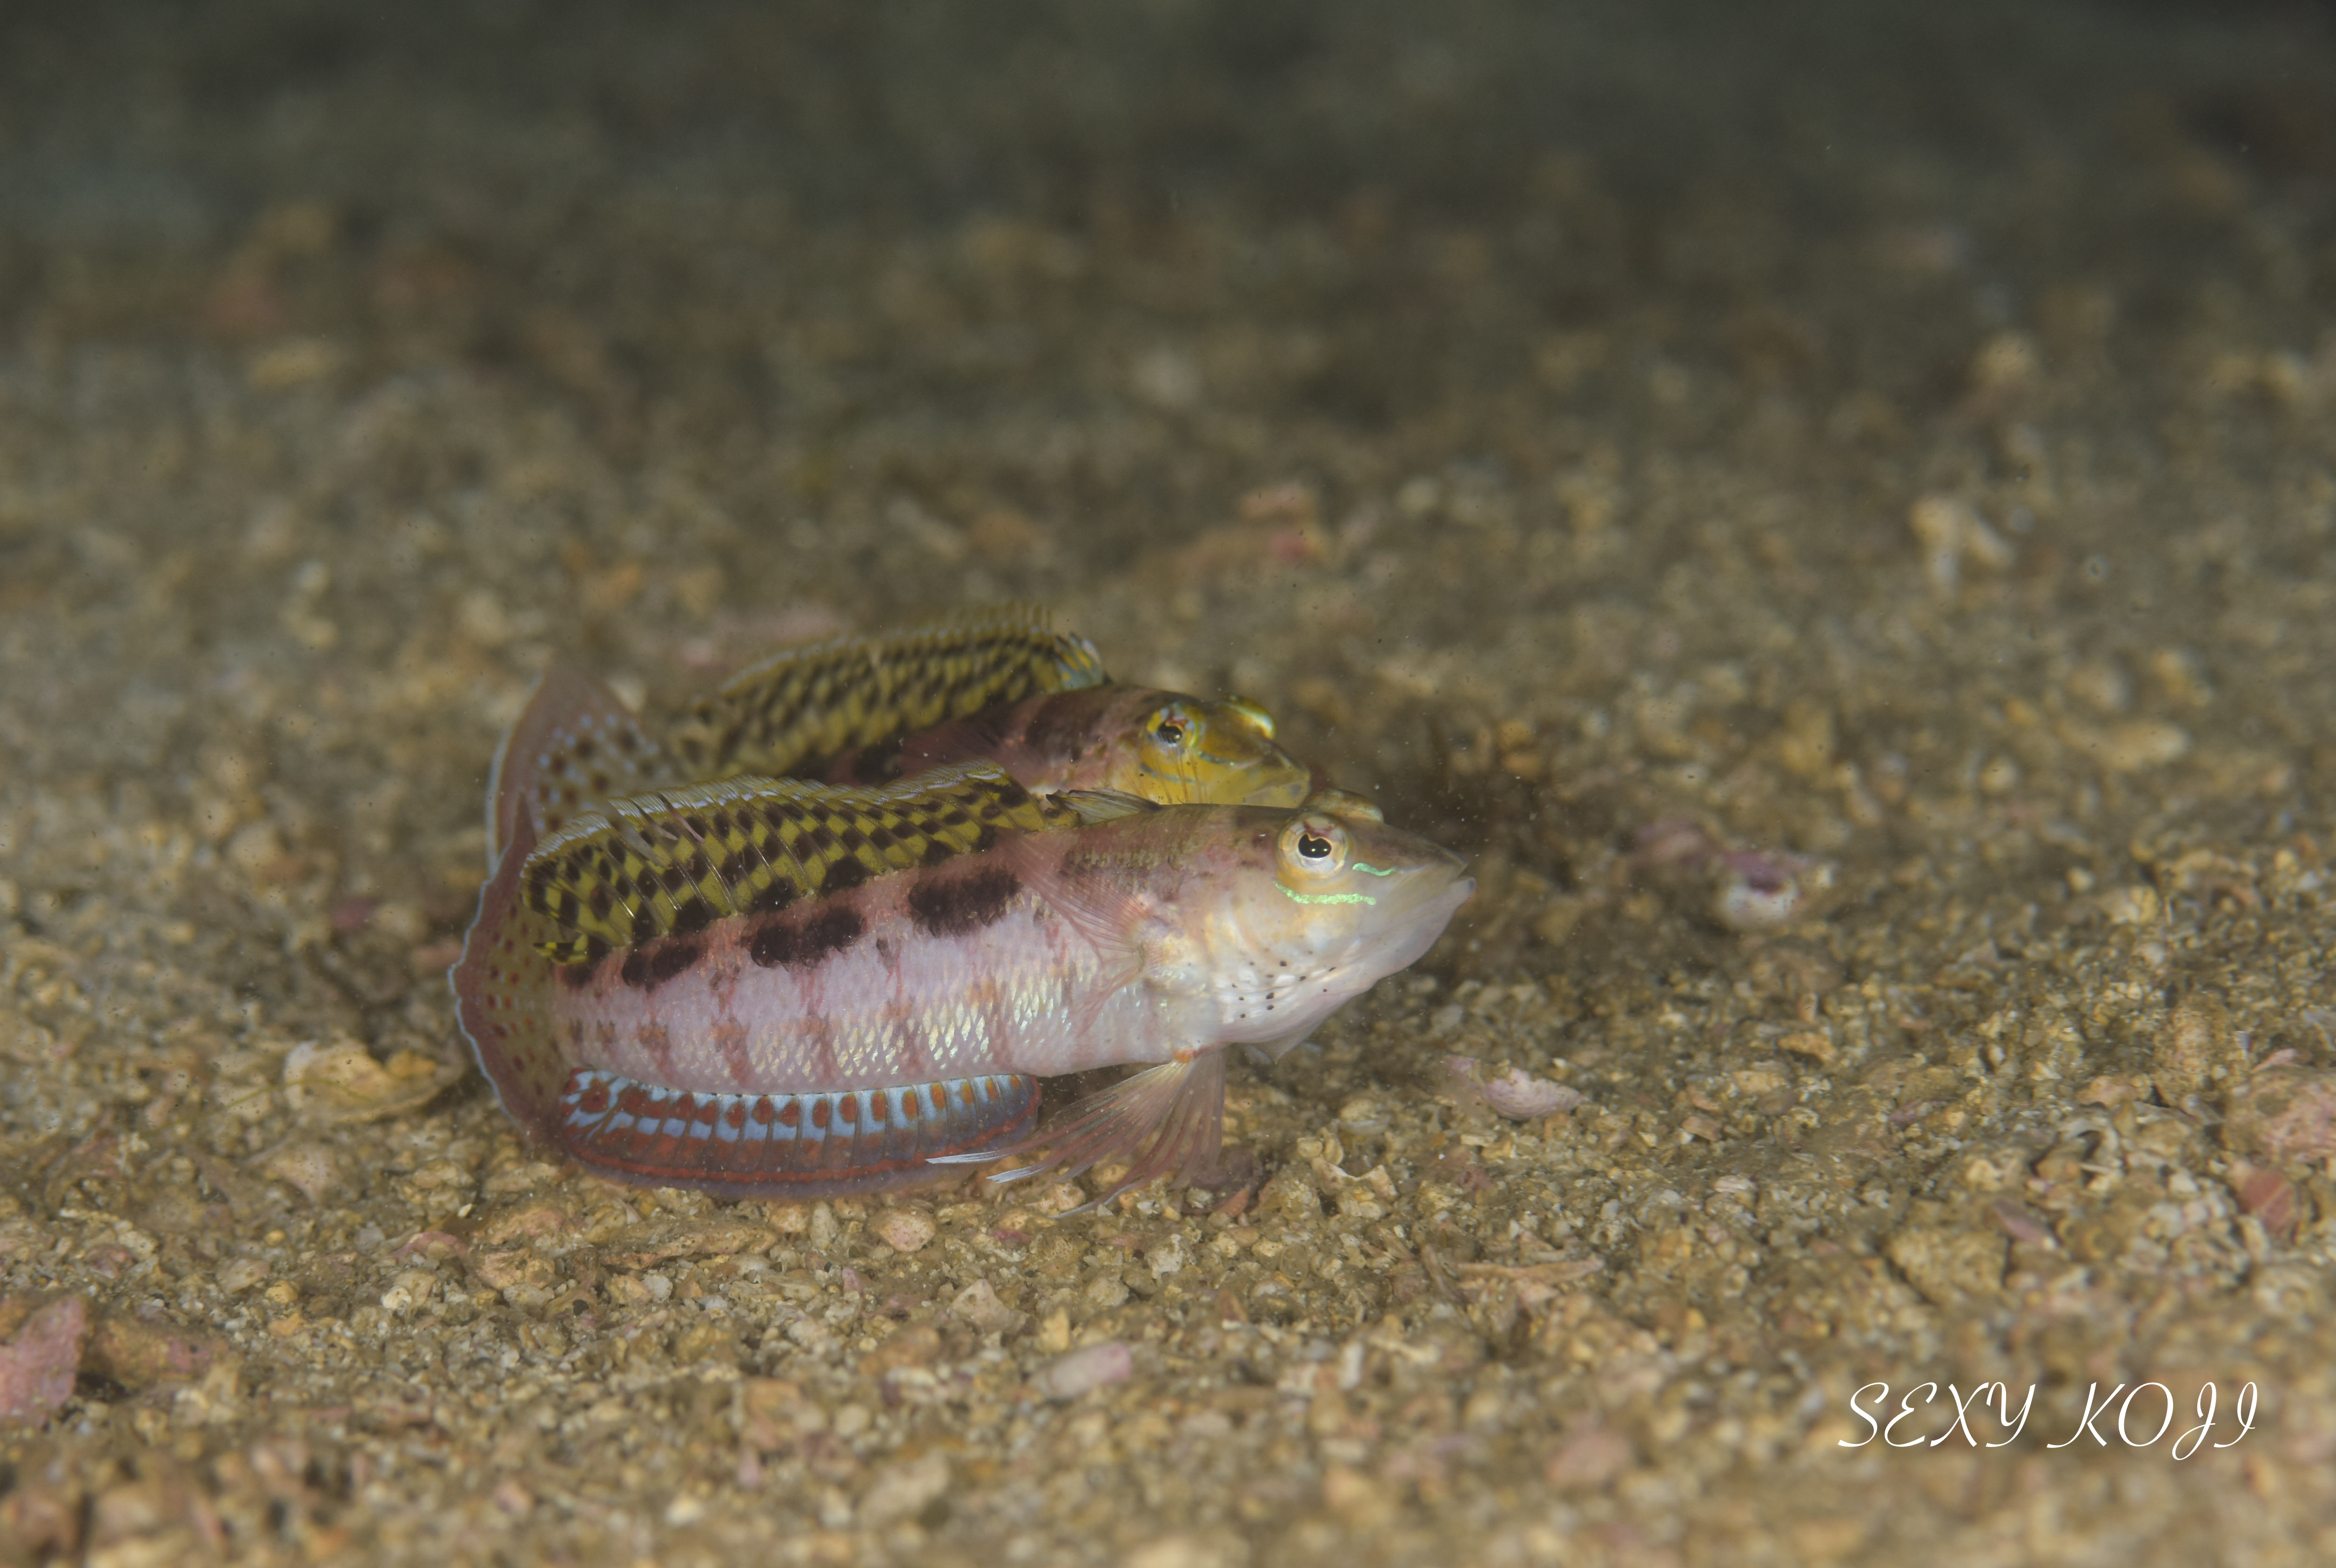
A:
[1280,886,1377,906]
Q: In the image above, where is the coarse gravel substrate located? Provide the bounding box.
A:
[3,2,2336,1564]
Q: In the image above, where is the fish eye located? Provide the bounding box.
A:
[1150,707,1190,750]
[1277,815,1350,881]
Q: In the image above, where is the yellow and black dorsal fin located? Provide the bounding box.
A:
[521,761,1074,961]
[666,604,1108,780]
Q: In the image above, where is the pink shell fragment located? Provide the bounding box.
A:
[0,1297,88,1425]
[1484,1068,1585,1119]
[1440,1056,1585,1120]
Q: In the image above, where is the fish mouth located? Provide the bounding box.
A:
[1337,869,1473,985]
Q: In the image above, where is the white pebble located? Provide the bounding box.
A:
[1037,1340,1132,1400]
[873,1208,936,1253]
[1482,1067,1585,1120]
[949,1279,1024,1335]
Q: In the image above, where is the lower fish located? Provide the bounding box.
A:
[453,761,1469,1204]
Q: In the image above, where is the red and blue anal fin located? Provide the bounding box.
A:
[555,1070,1039,1199]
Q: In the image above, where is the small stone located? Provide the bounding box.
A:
[379,1270,438,1313]
[0,1297,87,1424]
[1908,493,2014,591]
[476,1201,570,1245]
[873,1207,936,1253]
[2099,719,2190,773]
[260,1144,336,1201]
[1779,1031,1836,1065]
[282,1040,460,1124]
[2225,1065,2336,1168]
[2098,885,2161,925]
[948,1279,1024,1336]
[1125,1537,1240,1568]
[1037,1340,1132,1400]
[1715,855,1833,933]
[225,822,288,879]
[2153,999,2238,1106]
[2228,1160,2300,1240]
[83,1312,221,1391]
[1481,1066,1584,1120]
[1885,1225,2007,1307]
[1545,1426,1634,1489]
[2075,1074,2147,1108]
[858,1453,950,1527]
[858,1325,940,1378]
[1256,1166,1321,1223]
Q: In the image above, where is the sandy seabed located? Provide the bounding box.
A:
[3,2,2336,1564]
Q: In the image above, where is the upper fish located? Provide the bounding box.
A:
[483,606,1311,869]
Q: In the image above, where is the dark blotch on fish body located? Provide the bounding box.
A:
[621,938,704,991]
[907,865,1021,938]
[822,857,872,895]
[748,905,866,969]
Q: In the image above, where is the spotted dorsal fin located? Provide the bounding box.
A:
[665,604,1108,781]
[521,761,1076,962]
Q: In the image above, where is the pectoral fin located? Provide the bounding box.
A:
[934,1049,1228,1212]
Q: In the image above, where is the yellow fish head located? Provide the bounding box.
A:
[1120,693,1313,807]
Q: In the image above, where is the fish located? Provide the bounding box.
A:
[665,603,1109,784]
[483,607,1313,870]
[821,683,1312,807]
[451,756,1470,1205]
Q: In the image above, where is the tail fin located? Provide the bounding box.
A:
[486,661,678,869]
[449,806,571,1140]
